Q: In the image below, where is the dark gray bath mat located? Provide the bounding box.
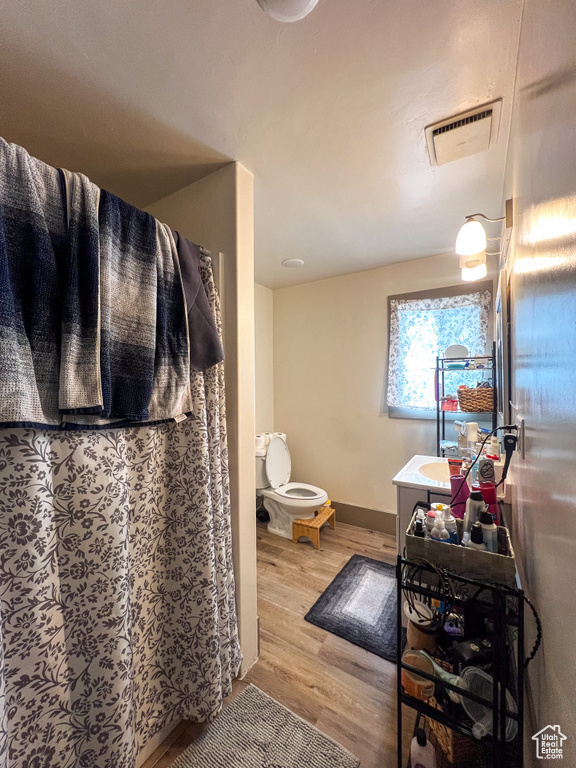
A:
[305,554,399,662]
[170,684,359,768]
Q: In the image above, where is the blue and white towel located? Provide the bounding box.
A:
[59,168,102,415]
[66,180,192,425]
[0,137,66,427]
[0,138,193,429]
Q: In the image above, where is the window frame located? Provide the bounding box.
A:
[386,281,494,420]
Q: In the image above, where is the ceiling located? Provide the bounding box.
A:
[0,0,523,288]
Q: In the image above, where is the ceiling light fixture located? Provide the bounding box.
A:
[461,262,488,282]
[459,251,487,282]
[455,220,487,256]
[256,0,319,22]
[282,258,305,268]
[456,200,514,281]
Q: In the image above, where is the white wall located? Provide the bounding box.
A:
[274,254,496,518]
[502,0,576,758]
[254,283,274,434]
[146,163,258,677]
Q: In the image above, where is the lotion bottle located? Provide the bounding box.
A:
[410,728,437,768]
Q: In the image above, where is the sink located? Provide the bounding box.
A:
[392,454,452,491]
[418,462,451,483]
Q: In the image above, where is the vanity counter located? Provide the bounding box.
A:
[392,455,452,555]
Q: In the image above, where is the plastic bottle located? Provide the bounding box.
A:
[416,508,427,526]
[414,519,426,538]
[467,422,479,448]
[410,728,437,768]
[430,517,450,543]
[461,531,471,547]
[469,522,487,551]
[425,509,436,536]
[441,505,459,545]
[480,509,498,553]
[457,422,468,457]
[464,491,485,533]
[489,434,500,458]
[470,454,480,484]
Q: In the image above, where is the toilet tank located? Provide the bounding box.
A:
[255,451,268,490]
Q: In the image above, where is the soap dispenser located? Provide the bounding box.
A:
[430,517,450,543]
[441,505,459,545]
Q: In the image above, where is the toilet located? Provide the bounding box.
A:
[256,434,328,539]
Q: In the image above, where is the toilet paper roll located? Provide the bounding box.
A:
[263,433,273,445]
[273,432,287,442]
[255,434,266,451]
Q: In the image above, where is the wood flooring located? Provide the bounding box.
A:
[141,520,412,768]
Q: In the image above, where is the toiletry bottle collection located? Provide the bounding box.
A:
[453,422,504,490]
[413,494,499,553]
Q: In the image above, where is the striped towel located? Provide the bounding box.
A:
[59,176,193,426]
[0,137,66,427]
[0,138,192,429]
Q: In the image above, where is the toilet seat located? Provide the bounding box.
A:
[257,435,329,539]
[274,481,326,500]
[265,436,291,488]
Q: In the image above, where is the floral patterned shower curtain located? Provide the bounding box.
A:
[0,254,241,768]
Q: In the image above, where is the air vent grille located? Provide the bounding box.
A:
[425,100,502,166]
[432,109,492,137]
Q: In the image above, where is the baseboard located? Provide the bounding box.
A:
[331,500,396,536]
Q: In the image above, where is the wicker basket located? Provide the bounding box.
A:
[427,696,482,765]
[457,387,493,412]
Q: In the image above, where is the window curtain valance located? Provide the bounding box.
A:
[387,288,492,410]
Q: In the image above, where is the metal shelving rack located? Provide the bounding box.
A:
[435,342,497,457]
[396,555,524,768]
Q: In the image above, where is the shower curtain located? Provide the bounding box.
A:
[0,254,241,768]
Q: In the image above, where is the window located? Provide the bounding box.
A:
[387,284,492,412]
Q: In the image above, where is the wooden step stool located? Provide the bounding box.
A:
[292,504,335,549]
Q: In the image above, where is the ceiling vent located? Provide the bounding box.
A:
[425,99,502,166]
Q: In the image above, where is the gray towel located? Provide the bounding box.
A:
[175,232,224,372]
[0,139,192,429]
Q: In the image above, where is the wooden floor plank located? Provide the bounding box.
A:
[144,520,403,767]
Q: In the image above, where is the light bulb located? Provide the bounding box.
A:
[256,0,319,22]
[456,220,487,256]
[459,251,486,270]
[461,262,488,281]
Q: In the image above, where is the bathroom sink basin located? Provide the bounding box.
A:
[418,462,451,483]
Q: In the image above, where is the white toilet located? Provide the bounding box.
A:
[256,434,328,539]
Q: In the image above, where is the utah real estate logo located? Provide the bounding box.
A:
[532,725,567,760]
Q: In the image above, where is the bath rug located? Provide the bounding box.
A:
[305,554,400,662]
[169,684,359,768]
